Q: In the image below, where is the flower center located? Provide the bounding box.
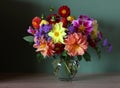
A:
[54,32,59,37]
[40,43,46,49]
[74,44,79,49]
[79,24,85,31]
[62,9,66,14]
[55,47,60,51]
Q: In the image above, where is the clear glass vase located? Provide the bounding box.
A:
[52,58,79,81]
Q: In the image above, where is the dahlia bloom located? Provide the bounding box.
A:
[64,33,88,56]
[33,36,55,57]
[58,5,70,18]
[72,15,93,35]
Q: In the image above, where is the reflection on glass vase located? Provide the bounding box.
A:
[52,57,80,81]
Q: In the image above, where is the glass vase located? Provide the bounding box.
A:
[52,58,79,81]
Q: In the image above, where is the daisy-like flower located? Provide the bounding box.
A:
[58,5,70,18]
[72,15,93,35]
[64,33,88,56]
[33,36,55,57]
[32,16,41,29]
[48,22,66,44]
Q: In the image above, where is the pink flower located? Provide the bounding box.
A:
[72,15,93,35]
[64,33,88,56]
[33,36,55,57]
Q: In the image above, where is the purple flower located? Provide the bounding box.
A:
[39,24,52,33]
[103,39,108,46]
[34,24,52,42]
[34,36,40,45]
[103,39,112,52]
[72,15,94,35]
[108,44,112,52]
[68,25,77,34]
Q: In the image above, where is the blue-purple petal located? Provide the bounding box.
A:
[103,39,108,46]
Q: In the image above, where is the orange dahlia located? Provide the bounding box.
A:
[33,36,55,57]
[58,5,70,18]
[64,33,88,56]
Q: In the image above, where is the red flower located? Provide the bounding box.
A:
[54,43,65,54]
[32,16,41,29]
[47,14,60,24]
[58,5,70,18]
[88,38,97,48]
[60,18,68,27]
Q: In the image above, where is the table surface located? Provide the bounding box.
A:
[0,73,120,88]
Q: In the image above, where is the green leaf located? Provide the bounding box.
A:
[77,56,82,61]
[23,36,34,42]
[61,50,67,57]
[36,53,43,63]
[94,47,101,59]
[83,52,91,61]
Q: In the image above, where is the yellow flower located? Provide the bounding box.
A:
[67,16,75,22]
[48,22,66,44]
[39,20,49,26]
[91,20,99,39]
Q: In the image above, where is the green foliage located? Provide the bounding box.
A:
[94,47,101,59]
[36,53,43,62]
[61,50,67,57]
[83,52,91,61]
[23,36,34,43]
[77,56,82,61]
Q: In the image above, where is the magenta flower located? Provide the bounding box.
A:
[27,26,37,35]
[72,15,93,35]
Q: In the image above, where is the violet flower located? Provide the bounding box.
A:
[103,38,108,46]
[68,25,77,34]
[108,44,112,52]
[34,24,52,42]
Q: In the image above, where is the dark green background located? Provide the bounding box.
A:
[0,0,119,73]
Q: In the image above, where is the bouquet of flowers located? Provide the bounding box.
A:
[23,5,112,80]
